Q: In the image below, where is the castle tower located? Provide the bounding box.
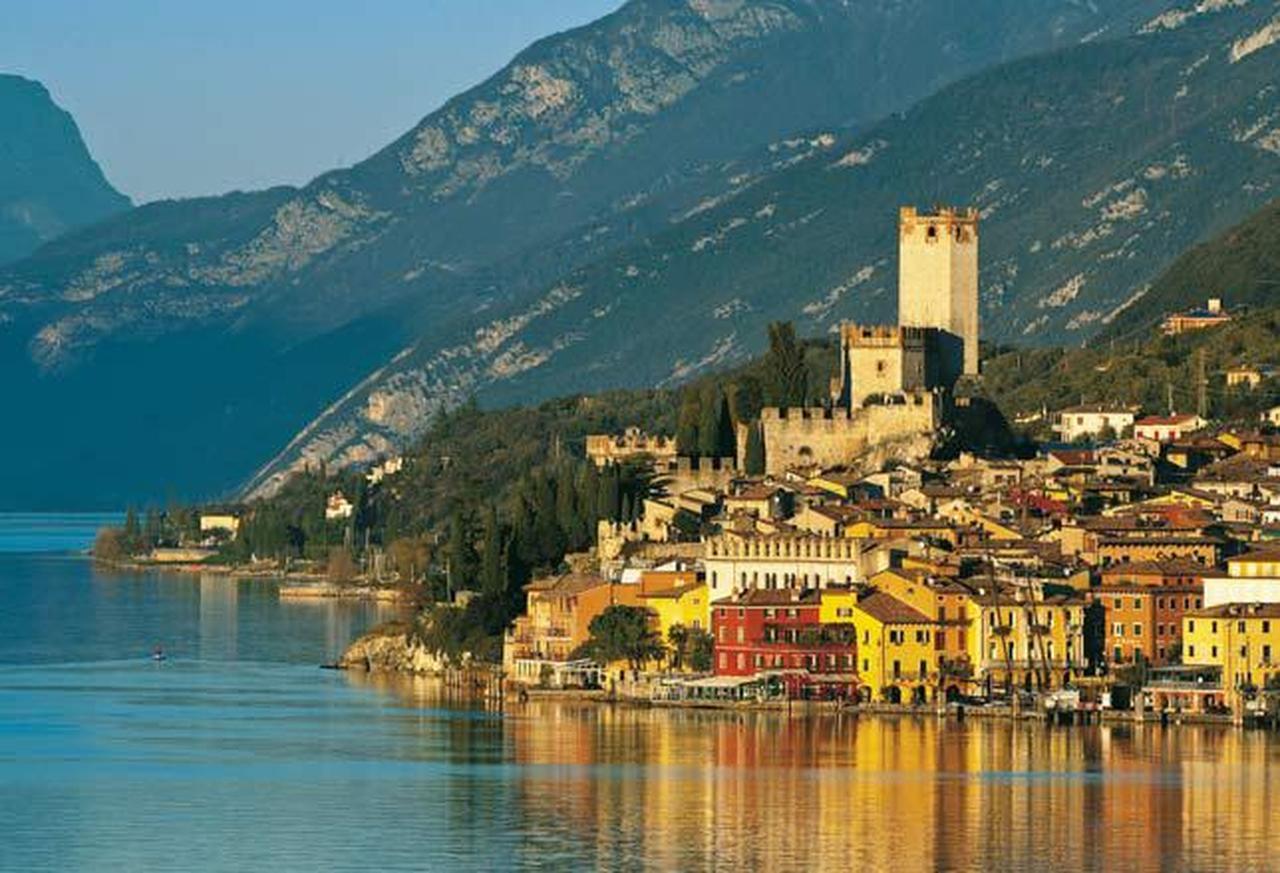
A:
[897,206,979,377]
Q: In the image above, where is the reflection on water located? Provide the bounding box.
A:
[4,527,1280,872]
[349,674,1280,872]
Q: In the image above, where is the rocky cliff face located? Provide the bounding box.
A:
[338,624,451,674]
[247,0,1280,497]
[0,0,1177,507]
[0,75,130,266]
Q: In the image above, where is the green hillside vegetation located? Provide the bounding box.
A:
[1100,196,1280,340]
[981,307,1280,437]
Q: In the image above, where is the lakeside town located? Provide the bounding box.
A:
[108,207,1280,726]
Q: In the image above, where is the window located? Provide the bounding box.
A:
[1188,645,1196,657]
[736,653,744,669]
[1238,621,1246,633]
[1157,624,1165,637]
[862,658,869,672]
[1133,599,1142,610]
[1113,598,1123,610]
[736,627,744,643]
[719,653,727,669]
[918,660,927,679]
[893,660,902,679]
[1265,621,1272,633]
[1264,645,1273,662]
[1212,645,1218,658]
[1133,623,1143,637]
[1112,623,1124,637]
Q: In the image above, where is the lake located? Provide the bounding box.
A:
[2,515,1278,871]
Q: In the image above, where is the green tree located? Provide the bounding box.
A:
[446,510,478,595]
[676,389,701,455]
[479,505,505,597]
[697,385,724,457]
[686,628,714,672]
[744,419,765,475]
[764,321,808,406]
[581,605,665,670]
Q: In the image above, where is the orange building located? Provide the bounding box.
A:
[1093,561,1207,666]
[504,573,647,682]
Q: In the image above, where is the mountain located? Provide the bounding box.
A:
[246,0,1280,497]
[1099,193,1280,339]
[0,0,1164,509]
[0,75,130,265]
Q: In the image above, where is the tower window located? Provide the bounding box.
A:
[927,225,938,239]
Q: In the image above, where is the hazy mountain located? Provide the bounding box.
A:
[0,75,129,266]
[0,0,1164,509]
[245,0,1280,497]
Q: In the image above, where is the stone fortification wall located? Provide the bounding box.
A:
[760,395,938,475]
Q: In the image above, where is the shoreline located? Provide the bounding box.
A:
[93,557,413,602]
[336,661,1249,727]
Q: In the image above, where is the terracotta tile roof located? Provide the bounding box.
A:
[712,588,822,607]
[856,590,931,625]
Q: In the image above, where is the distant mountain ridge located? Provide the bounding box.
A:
[0,0,1164,509]
[244,0,1280,498]
[0,75,129,266]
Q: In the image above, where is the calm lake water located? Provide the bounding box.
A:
[2,515,1279,871]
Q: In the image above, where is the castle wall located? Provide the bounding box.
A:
[898,206,978,376]
[759,396,939,476]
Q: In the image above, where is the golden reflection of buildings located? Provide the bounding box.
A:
[198,573,239,659]
[493,704,1280,870]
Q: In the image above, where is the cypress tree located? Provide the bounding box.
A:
[676,389,701,455]
[744,420,766,475]
[764,321,808,406]
[697,385,723,457]
[479,504,504,597]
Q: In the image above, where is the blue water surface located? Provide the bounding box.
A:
[3,515,1280,872]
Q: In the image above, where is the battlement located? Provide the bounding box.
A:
[760,406,853,423]
[839,323,934,349]
[899,205,979,238]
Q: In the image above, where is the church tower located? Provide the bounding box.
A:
[897,206,979,377]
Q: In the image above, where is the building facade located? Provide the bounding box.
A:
[897,206,979,376]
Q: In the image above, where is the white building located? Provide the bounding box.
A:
[325,491,355,521]
[1203,551,1280,607]
[1053,404,1138,442]
[1133,413,1206,443]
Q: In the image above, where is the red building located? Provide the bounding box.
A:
[712,589,858,699]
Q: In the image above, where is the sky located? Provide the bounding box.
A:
[2,0,622,203]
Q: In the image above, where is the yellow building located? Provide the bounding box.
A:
[852,590,939,703]
[868,568,972,668]
[640,582,710,667]
[1183,603,1280,693]
[964,588,1086,690]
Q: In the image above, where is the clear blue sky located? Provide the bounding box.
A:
[3,0,622,203]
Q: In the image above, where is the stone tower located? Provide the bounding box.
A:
[897,206,979,377]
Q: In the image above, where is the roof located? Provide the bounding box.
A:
[1099,559,1213,578]
[639,582,704,600]
[523,572,608,596]
[1057,404,1137,415]
[712,588,822,607]
[855,590,932,625]
[1187,602,1280,620]
[1135,414,1200,427]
